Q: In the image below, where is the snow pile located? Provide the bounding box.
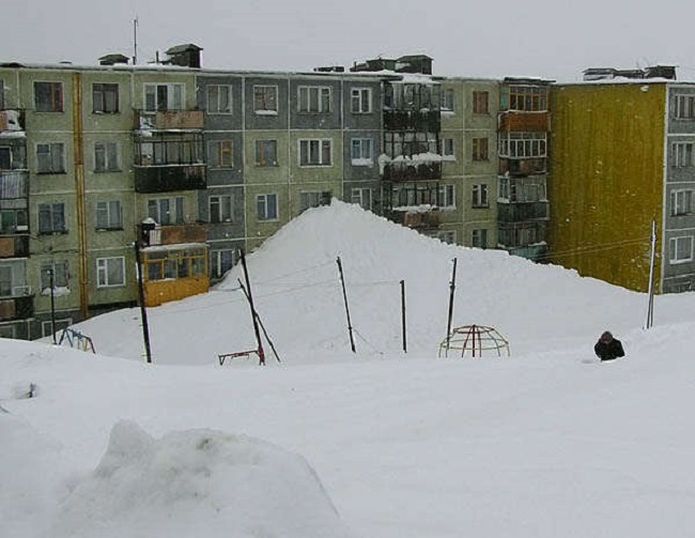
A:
[71,200,695,365]
[52,421,350,538]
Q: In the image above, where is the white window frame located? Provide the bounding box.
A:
[443,138,456,160]
[472,137,489,161]
[96,256,126,288]
[256,193,279,221]
[472,228,488,248]
[672,142,694,168]
[94,141,120,173]
[669,236,694,264]
[143,83,185,113]
[298,139,332,167]
[670,189,694,216]
[211,249,236,279]
[207,84,233,114]
[472,184,489,208]
[253,85,279,115]
[351,138,373,166]
[209,139,234,168]
[498,132,547,158]
[674,94,695,120]
[351,188,373,210]
[297,86,332,113]
[438,184,456,208]
[209,194,234,224]
[95,200,123,230]
[351,88,372,114]
[36,142,65,174]
[147,196,185,225]
[92,82,119,114]
[441,89,455,112]
[255,139,278,167]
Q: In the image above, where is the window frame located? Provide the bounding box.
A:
[36,142,66,174]
[350,188,373,210]
[298,138,332,167]
[92,83,119,114]
[95,200,123,231]
[438,184,456,208]
[96,256,126,288]
[669,236,694,264]
[674,94,695,120]
[472,90,489,115]
[297,86,332,113]
[253,85,279,115]
[472,184,489,208]
[211,249,236,279]
[209,194,234,224]
[441,89,455,112]
[472,228,488,248]
[208,139,234,169]
[443,138,456,160]
[472,137,489,161]
[143,83,185,113]
[147,196,185,225]
[672,142,694,168]
[350,87,373,114]
[255,139,278,167]
[34,81,64,113]
[206,84,233,115]
[256,193,279,221]
[93,141,120,173]
[299,191,332,212]
[670,189,694,216]
[40,260,69,290]
[38,202,67,234]
[350,138,373,165]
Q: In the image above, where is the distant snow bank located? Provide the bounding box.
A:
[52,421,351,538]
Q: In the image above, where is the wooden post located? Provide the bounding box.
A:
[239,249,265,365]
[336,256,356,353]
[133,241,152,364]
[238,279,281,363]
[400,279,407,353]
[645,220,657,330]
[445,258,458,354]
[48,268,56,344]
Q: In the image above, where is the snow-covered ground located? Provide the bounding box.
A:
[2,201,695,537]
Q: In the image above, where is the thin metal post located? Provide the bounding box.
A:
[239,249,265,365]
[133,241,152,364]
[48,268,56,344]
[445,258,458,353]
[238,279,280,363]
[336,256,356,353]
[133,17,138,65]
[400,279,407,353]
[645,220,657,330]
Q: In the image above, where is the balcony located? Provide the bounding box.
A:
[0,235,29,258]
[498,111,550,132]
[135,110,204,131]
[0,294,34,322]
[0,109,26,133]
[499,158,546,177]
[141,223,208,247]
[0,170,28,202]
[383,109,441,132]
[498,201,549,222]
[382,160,442,182]
[134,164,207,193]
[391,208,441,230]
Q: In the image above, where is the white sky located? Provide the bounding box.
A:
[3,0,693,82]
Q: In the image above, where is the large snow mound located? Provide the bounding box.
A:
[52,421,350,538]
[73,200,695,364]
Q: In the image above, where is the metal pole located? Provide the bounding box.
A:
[400,279,407,353]
[645,220,657,330]
[133,241,152,364]
[48,268,56,344]
[239,249,265,365]
[133,17,138,65]
[445,258,458,353]
[336,256,356,353]
[238,279,281,363]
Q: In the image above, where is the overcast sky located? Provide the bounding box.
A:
[3,0,694,81]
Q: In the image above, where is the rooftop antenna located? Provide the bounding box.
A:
[132,16,139,65]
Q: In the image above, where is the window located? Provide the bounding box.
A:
[0,147,10,169]
[144,83,184,112]
[472,229,488,248]
[209,140,234,168]
[438,184,455,208]
[673,143,694,168]
[147,197,184,225]
[34,82,63,112]
[670,236,694,264]
[472,91,489,114]
[472,138,489,161]
[255,140,278,167]
[509,86,547,111]
[351,188,372,210]
[472,184,489,208]
[299,139,331,166]
[37,143,65,174]
[40,261,69,291]
[96,200,123,230]
[498,132,547,158]
[41,318,72,339]
[351,88,372,113]
[442,89,454,112]
[94,142,119,172]
[0,265,12,296]
[256,193,278,221]
[443,138,455,159]
[92,83,119,114]
[298,86,331,113]
[351,138,373,165]
[299,191,331,212]
[0,324,15,339]
[671,189,694,216]
[136,135,204,166]
[97,257,125,288]
[209,195,234,223]
[0,209,28,234]
[207,85,233,114]
[144,247,206,282]
[437,230,456,244]
[211,249,235,279]
[38,203,66,234]
[675,95,695,119]
[254,85,278,114]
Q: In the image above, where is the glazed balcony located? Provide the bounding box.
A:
[383,109,441,132]
[390,208,441,230]
[140,223,208,247]
[134,109,204,131]
[134,164,207,193]
[0,109,26,132]
[382,160,442,182]
[0,235,29,258]
[498,200,549,223]
[0,293,34,322]
[499,157,547,177]
[498,111,550,132]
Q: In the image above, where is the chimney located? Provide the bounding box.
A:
[163,44,203,68]
[98,53,130,66]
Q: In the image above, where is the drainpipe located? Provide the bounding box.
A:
[71,73,89,318]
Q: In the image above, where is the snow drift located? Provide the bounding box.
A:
[52,421,349,538]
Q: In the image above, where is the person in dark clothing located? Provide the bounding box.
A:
[594,331,625,361]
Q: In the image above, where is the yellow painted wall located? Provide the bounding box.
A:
[144,276,209,307]
[549,84,665,292]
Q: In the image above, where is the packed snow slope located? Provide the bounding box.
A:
[2,321,695,537]
[73,200,695,364]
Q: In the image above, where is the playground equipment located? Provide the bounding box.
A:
[439,324,510,358]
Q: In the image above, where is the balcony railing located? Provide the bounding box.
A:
[498,111,550,132]
[0,294,33,321]
[0,236,29,258]
[0,109,26,132]
[498,200,549,222]
[135,110,204,131]
[382,160,442,182]
[141,223,208,247]
[499,158,547,177]
[383,109,441,132]
[134,164,207,193]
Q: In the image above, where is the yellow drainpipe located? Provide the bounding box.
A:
[71,73,89,318]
